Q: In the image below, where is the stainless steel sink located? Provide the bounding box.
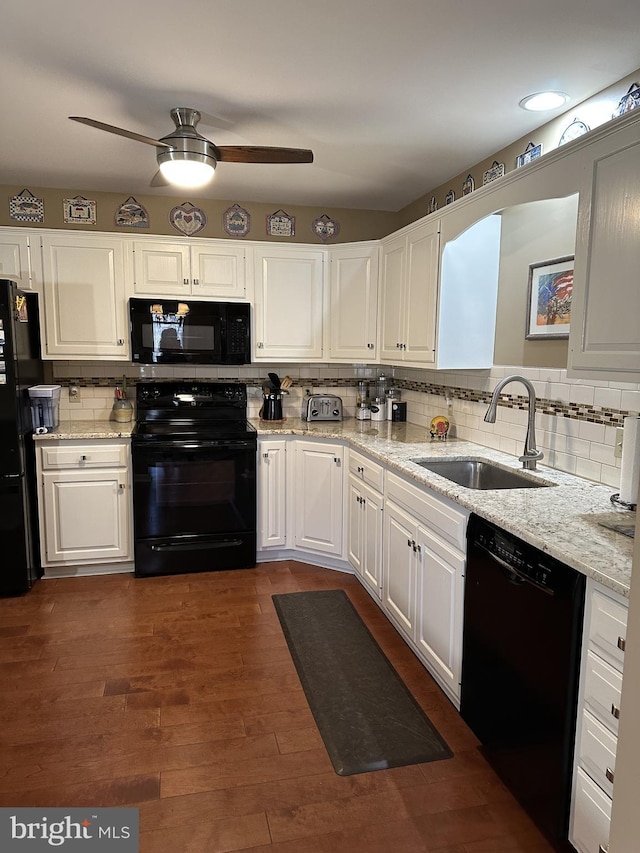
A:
[411,458,553,490]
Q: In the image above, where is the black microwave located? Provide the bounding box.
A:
[129,298,251,365]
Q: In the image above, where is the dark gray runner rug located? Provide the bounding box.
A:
[272,588,452,776]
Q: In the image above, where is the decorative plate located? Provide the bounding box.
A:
[516,142,542,169]
[612,83,640,118]
[115,196,149,228]
[427,196,438,214]
[483,161,505,185]
[311,214,340,242]
[558,118,590,146]
[266,209,295,237]
[462,175,475,196]
[63,195,96,225]
[429,415,450,440]
[169,201,207,236]
[445,189,455,205]
[9,188,44,223]
[223,204,251,238]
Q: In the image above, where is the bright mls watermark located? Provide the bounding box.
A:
[0,809,138,851]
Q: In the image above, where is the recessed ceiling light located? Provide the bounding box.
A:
[519,91,569,111]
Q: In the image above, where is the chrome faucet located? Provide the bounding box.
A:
[484,375,544,470]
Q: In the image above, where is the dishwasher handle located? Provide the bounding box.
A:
[473,539,554,595]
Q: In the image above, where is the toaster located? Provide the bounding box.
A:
[302,394,343,422]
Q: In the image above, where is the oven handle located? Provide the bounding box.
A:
[150,538,244,552]
[133,440,256,451]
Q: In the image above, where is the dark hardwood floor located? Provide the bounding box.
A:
[0,562,557,852]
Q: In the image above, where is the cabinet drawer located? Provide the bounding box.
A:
[583,649,623,735]
[386,471,467,551]
[578,709,617,799]
[348,449,384,492]
[590,589,628,668]
[571,767,611,853]
[40,443,129,470]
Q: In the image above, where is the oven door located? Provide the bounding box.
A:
[132,438,256,577]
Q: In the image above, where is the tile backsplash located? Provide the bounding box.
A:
[51,361,640,491]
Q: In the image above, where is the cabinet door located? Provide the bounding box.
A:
[347,475,364,576]
[329,245,378,360]
[132,241,191,295]
[404,221,439,364]
[258,439,287,549]
[191,244,246,298]
[379,234,406,361]
[254,248,324,359]
[41,235,128,358]
[361,480,383,599]
[41,468,131,565]
[415,524,465,698]
[293,441,343,556]
[382,500,416,639]
[569,120,640,380]
[0,231,33,290]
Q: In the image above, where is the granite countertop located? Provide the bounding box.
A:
[32,419,135,440]
[253,418,636,598]
[36,417,634,597]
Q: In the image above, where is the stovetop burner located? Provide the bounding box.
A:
[133,381,255,442]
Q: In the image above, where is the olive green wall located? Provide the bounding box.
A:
[0,186,398,244]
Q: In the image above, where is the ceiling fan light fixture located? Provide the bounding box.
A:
[157,153,215,187]
[519,91,569,111]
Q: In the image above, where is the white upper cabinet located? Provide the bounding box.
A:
[131,239,246,299]
[0,229,38,291]
[328,243,379,360]
[40,234,129,360]
[252,245,325,360]
[380,218,439,364]
[568,113,640,381]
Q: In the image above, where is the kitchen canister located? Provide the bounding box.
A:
[390,401,407,422]
[370,397,386,421]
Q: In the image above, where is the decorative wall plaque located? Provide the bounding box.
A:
[63,195,96,225]
[462,175,475,196]
[482,161,505,185]
[266,209,295,237]
[612,82,640,117]
[169,201,207,236]
[223,204,251,237]
[558,118,590,146]
[311,214,340,242]
[516,142,542,169]
[427,196,438,214]
[115,196,149,228]
[445,189,455,205]
[9,189,44,222]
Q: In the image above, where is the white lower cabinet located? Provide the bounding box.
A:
[293,440,344,557]
[383,471,468,704]
[258,438,288,549]
[570,581,628,853]
[347,449,384,598]
[36,440,132,573]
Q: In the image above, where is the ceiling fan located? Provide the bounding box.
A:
[69,107,314,188]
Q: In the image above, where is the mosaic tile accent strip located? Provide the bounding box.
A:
[55,376,636,428]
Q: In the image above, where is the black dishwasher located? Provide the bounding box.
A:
[460,514,585,849]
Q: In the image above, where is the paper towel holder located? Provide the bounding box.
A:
[610,493,637,511]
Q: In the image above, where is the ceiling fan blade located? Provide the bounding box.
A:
[69,116,172,149]
[216,146,313,164]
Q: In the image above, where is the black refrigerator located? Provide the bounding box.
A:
[0,279,44,595]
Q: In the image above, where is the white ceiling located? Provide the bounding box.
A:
[1,1,638,212]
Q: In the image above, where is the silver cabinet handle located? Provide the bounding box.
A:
[396,342,401,349]
[117,338,125,346]
[80,455,88,461]
[618,636,626,652]
[262,452,269,459]
[367,343,374,349]
[118,484,124,492]
[611,704,621,719]
[605,767,615,784]
[258,342,264,349]
[193,278,200,286]
[183,278,189,286]
[407,538,412,547]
